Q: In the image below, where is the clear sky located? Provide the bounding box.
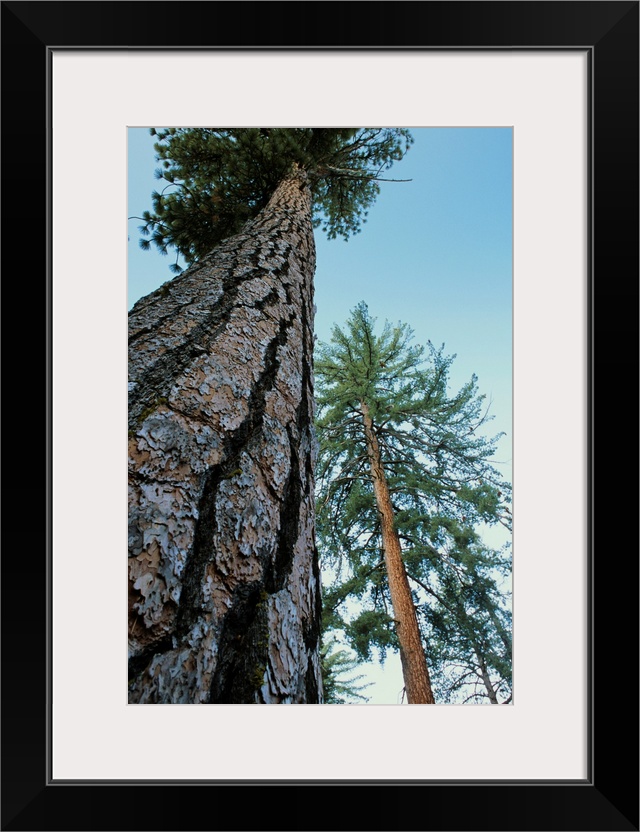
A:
[127,127,513,704]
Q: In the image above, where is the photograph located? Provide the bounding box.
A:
[127,126,513,706]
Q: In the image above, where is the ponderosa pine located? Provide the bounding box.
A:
[315,302,512,704]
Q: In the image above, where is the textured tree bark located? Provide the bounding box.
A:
[128,171,323,703]
[360,402,436,704]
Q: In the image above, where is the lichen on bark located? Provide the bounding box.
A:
[128,171,323,703]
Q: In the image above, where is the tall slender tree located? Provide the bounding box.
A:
[128,129,413,703]
[315,302,512,704]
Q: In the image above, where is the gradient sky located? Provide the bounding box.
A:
[127,127,513,704]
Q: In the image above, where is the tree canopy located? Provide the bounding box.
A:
[315,302,512,703]
[134,128,413,272]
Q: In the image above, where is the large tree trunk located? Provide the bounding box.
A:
[128,171,323,703]
[360,403,435,704]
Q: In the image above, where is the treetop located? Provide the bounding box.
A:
[135,128,414,272]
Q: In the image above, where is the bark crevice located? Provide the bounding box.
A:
[209,582,269,704]
[176,312,295,638]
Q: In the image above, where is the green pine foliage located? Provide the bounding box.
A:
[315,302,512,703]
[414,536,512,703]
[320,635,373,704]
[134,128,414,272]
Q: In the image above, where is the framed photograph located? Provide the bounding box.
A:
[3,1,637,830]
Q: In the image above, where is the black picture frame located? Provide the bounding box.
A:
[2,2,638,830]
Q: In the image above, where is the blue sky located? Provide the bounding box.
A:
[127,127,513,704]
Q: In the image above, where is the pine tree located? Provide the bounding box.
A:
[315,302,512,704]
[128,130,412,703]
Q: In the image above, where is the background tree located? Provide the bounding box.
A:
[413,535,512,703]
[315,302,512,704]
[128,129,413,703]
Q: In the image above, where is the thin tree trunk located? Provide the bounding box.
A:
[476,652,499,704]
[360,402,435,704]
[128,171,323,703]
